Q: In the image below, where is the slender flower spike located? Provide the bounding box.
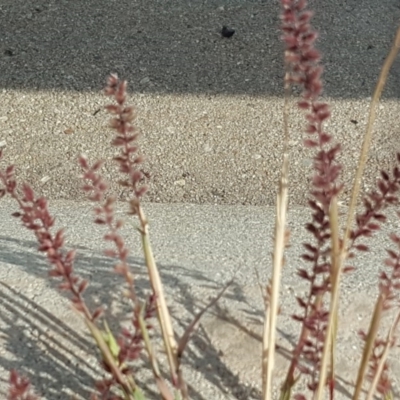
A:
[103,74,148,204]
[80,75,160,398]
[0,162,97,321]
[279,0,345,397]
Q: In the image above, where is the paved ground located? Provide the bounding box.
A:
[0,0,400,206]
[1,198,400,399]
[1,0,400,399]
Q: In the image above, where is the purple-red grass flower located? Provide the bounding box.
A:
[280,0,344,395]
[1,74,154,400]
[7,370,39,400]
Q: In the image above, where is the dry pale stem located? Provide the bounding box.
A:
[366,310,400,400]
[262,66,291,400]
[264,154,289,400]
[135,203,181,393]
[138,310,174,400]
[317,23,400,400]
[343,24,400,260]
[314,196,340,400]
[352,295,385,399]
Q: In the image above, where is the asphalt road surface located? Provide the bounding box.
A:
[0,0,399,206]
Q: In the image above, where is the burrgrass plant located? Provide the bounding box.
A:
[2,0,400,399]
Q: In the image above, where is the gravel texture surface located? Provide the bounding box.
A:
[1,0,400,398]
[0,0,400,206]
[1,198,400,399]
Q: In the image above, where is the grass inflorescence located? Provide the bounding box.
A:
[2,0,400,399]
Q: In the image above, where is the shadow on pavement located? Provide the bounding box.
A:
[0,234,263,400]
[0,227,379,400]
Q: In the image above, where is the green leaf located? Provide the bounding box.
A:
[133,387,147,400]
[101,320,120,361]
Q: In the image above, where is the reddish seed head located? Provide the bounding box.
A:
[8,370,39,400]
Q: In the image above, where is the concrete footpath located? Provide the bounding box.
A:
[1,198,400,399]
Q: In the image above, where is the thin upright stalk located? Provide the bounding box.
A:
[366,310,400,400]
[314,196,340,400]
[316,24,400,399]
[262,64,291,400]
[342,24,400,258]
[352,295,384,400]
[136,204,179,388]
